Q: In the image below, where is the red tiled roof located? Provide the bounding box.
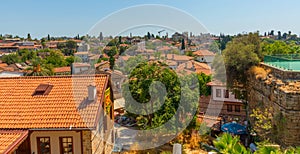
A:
[207,80,225,86]
[193,50,215,56]
[164,54,193,61]
[53,66,71,73]
[0,130,28,154]
[176,61,211,75]
[0,63,8,68]
[0,75,109,129]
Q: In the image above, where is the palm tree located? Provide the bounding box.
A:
[25,64,54,76]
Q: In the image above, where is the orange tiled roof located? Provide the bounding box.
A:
[164,54,193,61]
[0,63,8,68]
[193,50,215,56]
[53,66,71,73]
[0,75,109,129]
[0,130,28,154]
[176,61,211,75]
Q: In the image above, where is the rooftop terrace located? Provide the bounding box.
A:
[264,54,300,71]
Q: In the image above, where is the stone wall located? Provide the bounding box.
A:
[82,130,92,154]
[248,73,300,146]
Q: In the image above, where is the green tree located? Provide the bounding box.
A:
[124,62,181,129]
[47,34,51,41]
[65,56,82,66]
[250,107,273,141]
[197,73,212,96]
[147,32,151,39]
[117,55,146,75]
[1,53,20,64]
[45,50,66,67]
[25,58,54,76]
[104,46,117,70]
[181,39,185,50]
[99,32,103,41]
[118,36,122,45]
[27,33,31,40]
[223,33,261,90]
[209,41,220,53]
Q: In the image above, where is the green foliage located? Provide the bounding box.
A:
[261,40,300,55]
[65,56,82,66]
[25,62,54,76]
[219,34,232,50]
[213,133,250,154]
[181,39,185,50]
[254,141,300,154]
[27,33,31,40]
[117,55,147,75]
[209,41,220,53]
[223,33,261,88]
[197,73,212,96]
[57,40,77,56]
[124,62,181,129]
[1,53,20,64]
[44,50,66,67]
[185,51,193,56]
[104,46,118,70]
[250,107,273,141]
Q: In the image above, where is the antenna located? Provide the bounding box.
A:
[158,30,165,37]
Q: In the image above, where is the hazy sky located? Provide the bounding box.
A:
[1,0,299,38]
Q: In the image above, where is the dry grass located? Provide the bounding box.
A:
[249,66,268,80]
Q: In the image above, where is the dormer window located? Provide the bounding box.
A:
[32,84,53,96]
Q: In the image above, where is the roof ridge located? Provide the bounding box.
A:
[0,74,110,80]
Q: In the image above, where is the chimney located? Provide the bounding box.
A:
[88,85,97,101]
[185,62,188,69]
[172,54,175,60]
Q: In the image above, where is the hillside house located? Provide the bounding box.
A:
[0,75,114,154]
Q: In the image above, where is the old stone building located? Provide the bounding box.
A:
[248,61,300,146]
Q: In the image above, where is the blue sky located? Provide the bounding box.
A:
[1,0,300,38]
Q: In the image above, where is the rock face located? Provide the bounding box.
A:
[248,63,300,146]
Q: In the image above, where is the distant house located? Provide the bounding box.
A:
[176,60,211,75]
[74,52,89,62]
[0,75,114,154]
[71,63,91,74]
[163,54,193,66]
[193,49,215,65]
[53,66,71,75]
[201,81,246,124]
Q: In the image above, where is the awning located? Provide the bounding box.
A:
[0,130,29,154]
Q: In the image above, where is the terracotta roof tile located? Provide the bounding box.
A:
[0,75,109,129]
[0,130,28,154]
[53,67,71,73]
[193,50,215,56]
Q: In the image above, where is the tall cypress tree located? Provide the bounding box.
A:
[181,39,185,50]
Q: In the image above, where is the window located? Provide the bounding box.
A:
[32,84,53,96]
[37,137,51,154]
[235,105,240,112]
[216,89,221,98]
[60,137,73,154]
[224,90,229,98]
[227,104,233,112]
